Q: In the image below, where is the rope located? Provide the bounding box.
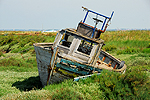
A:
[0,47,34,61]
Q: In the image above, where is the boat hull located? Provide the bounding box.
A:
[34,43,126,86]
[33,43,53,86]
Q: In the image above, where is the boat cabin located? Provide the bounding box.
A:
[52,6,114,66]
[53,28,104,65]
[33,7,127,86]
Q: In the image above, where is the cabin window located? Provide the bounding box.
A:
[60,33,74,48]
[77,40,93,55]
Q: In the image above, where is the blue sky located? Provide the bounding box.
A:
[0,0,150,30]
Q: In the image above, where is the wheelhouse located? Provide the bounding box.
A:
[53,28,104,64]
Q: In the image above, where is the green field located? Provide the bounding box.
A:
[0,30,150,99]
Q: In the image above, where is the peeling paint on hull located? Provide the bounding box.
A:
[34,42,126,86]
[33,7,126,86]
[34,43,72,86]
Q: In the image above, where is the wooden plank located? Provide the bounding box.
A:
[60,29,104,44]
[68,38,81,55]
[92,44,103,67]
[50,72,71,84]
[47,47,59,85]
[52,32,63,48]
[100,50,121,64]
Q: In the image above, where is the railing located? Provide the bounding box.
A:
[82,6,114,37]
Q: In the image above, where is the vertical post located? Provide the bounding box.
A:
[92,44,103,67]
[52,32,63,48]
[101,18,107,30]
[68,37,81,55]
[110,11,114,19]
[88,43,98,64]
[47,47,59,85]
[83,11,89,23]
[91,27,96,38]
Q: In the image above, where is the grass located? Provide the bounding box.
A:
[0,71,39,97]
[0,30,150,99]
[101,30,150,41]
[0,33,55,54]
[0,52,38,72]
[101,30,150,55]
[1,67,149,99]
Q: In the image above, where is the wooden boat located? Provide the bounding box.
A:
[33,7,127,86]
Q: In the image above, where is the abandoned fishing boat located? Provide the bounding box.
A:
[34,7,127,86]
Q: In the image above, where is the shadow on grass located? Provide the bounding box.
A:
[12,76,43,91]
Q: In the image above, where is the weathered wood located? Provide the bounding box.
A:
[92,44,103,67]
[34,44,52,86]
[34,43,71,86]
[49,72,71,84]
[68,37,81,55]
[33,7,126,87]
[53,32,63,48]
[47,47,59,85]
[100,50,121,64]
[33,29,127,86]
[60,29,104,44]
[88,43,99,63]
[73,51,89,62]
[57,45,70,54]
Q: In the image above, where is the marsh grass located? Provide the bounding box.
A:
[142,48,150,53]
[0,56,37,72]
[101,30,150,56]
[0,51,3,57]
[0,34,55,54]
[0,90,51,100]
[0,71,39,97]
[43,79,104,100]
[0,30,150,99]
[1,68,149,100]
[101,30,150,41]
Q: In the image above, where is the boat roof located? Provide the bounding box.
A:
[60,28,104,44]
